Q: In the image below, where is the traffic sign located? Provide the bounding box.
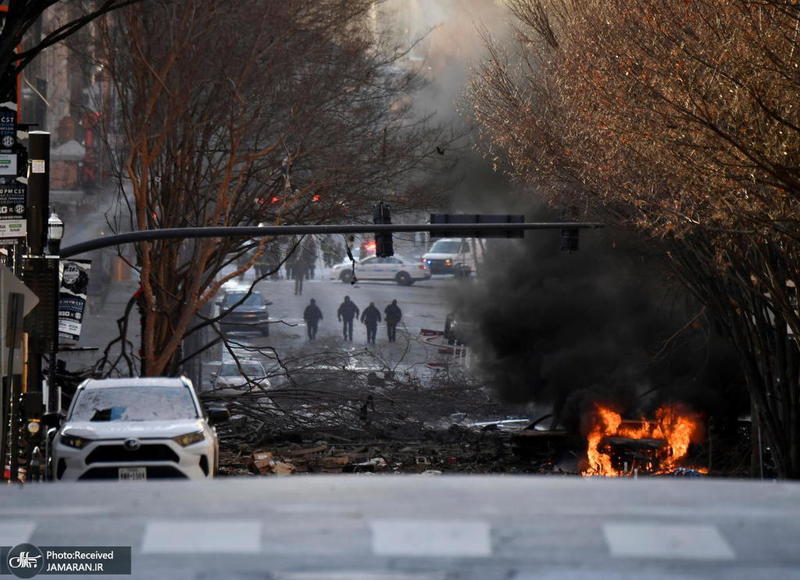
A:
[0,267,39,374]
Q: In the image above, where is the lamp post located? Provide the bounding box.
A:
[47,210,64,256]
[46,210,63,413]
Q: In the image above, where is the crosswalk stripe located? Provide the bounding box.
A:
[603,523,735,560]
[370,519,491,557]
[141,520,261,554]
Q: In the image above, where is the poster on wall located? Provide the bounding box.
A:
[58,259,91,342]
[0,183,26,239]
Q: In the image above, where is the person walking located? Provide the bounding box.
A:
[361,301,381,345]
[291,258,307,295]
[384,299,402,342]
[337,296,360,341]
[321,236,336,268]
[301,236,317,280]
[303,299,323,340]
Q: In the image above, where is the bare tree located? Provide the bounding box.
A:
[0,0,141,99]
[97,0,451,376]
[470,1,800,477]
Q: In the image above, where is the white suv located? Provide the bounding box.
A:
[49,377,227,481]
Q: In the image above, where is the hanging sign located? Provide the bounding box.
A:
[0,106,15,153]
[58,260,92,342]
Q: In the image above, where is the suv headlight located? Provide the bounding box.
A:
[60,434,92,449]
[172,430,206,447]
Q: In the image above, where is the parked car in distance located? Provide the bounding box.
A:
[218,289,271,335]
[210,360,272,394]
[48,377,227,481]
[330,255,431,285]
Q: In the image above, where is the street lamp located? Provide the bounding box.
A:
[45,209,64,414]
[47,210,64,256]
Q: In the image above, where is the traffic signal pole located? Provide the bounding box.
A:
[59,222,605,259]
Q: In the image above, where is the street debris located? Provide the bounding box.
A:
[219,421,575,477]
[208,349,718,478]
[203,350,588,477]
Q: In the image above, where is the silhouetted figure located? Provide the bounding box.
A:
[284,238,297,281]
[255,241,281,279]
[303,299,323,340]
[321,236,340,268]
[292,263,307,295]
[287,236,312,294]
[361,302,381,345]
[337,296,360,341]
[301,236,317,280]
[384,299,402,342]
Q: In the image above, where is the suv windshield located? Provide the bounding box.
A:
[429,240,462,253]
[70,386,199,422]
[223,292,264,308]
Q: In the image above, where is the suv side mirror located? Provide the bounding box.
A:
[207,407,230,425]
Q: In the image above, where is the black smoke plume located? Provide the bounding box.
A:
[448,217,747,429]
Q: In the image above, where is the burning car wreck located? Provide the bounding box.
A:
[582,403,706,477]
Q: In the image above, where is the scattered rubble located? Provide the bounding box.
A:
[209,356,718,477]
[207,359,587,476]
[218,421,578,477]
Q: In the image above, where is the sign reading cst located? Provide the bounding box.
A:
[0,183,26,239]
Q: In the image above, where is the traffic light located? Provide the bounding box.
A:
[373,202,393,257]
[560,228,579,252]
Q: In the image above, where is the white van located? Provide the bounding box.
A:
[422,238,483,276]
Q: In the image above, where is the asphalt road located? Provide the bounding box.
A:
[4,475,800,579]
[213,273,467,386]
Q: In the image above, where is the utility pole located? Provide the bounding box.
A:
[23,132,57,412]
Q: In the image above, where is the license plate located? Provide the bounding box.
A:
[118,467,147,481]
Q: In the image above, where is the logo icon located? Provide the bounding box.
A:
[123,438,141,451]
[62,263,80,285]
[7,543,44,578]
[2,136,14,148]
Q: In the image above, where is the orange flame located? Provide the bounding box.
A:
[582,403,703,476]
